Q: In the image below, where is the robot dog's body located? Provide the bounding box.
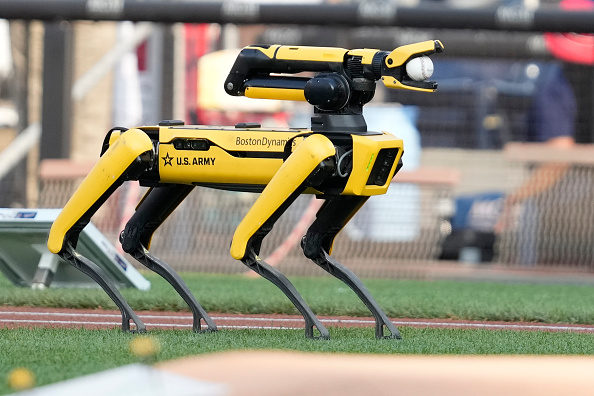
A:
[47,40,443,339]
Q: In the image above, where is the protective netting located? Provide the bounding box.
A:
[37,174,454,279]
[37,153,594,278]
[497,164,594,270]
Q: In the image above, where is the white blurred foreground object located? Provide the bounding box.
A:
[10,364,226,396]
[406,56,434,81]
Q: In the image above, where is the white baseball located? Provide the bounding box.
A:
[405,56,434,82]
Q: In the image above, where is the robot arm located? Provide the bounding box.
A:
[224,40,444,106]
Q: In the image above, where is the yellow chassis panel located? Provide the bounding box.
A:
[158,126,402,194]
[230,134,336,259]
[48,128,153,253]
[342,132,404,196]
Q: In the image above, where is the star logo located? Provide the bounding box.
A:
[162,152,173,166]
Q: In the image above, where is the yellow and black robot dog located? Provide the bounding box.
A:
[47,39,443,339]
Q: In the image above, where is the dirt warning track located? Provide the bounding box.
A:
[2,306,594,333]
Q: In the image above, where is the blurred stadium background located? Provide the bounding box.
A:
[0,0,593,280]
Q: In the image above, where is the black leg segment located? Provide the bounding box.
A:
[302,195,401,339]
[121,184,217,332]
[128,245,217,332]
[242,249,329,339]
[238,181,330,339]
[311,250,401,339]
[59,243,146,332]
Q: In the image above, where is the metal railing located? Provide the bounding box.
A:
[1,1,593,32]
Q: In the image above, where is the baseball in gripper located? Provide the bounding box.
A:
[405,56,434,81]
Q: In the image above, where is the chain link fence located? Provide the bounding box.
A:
[38,159,457,279]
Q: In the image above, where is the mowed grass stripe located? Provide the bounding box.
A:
[2,326,594,393]
[2,272,594,324]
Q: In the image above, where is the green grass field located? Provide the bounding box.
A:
[3,272,594,323]
[2,271,594,393]
[3,327,594,393]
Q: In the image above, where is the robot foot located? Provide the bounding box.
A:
[242,248,330,340]
[60,243,146,333]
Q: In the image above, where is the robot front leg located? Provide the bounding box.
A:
[47,128,154,332]
[302,196,402,339]
[120,184,217,333]
[230,134,337,339]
